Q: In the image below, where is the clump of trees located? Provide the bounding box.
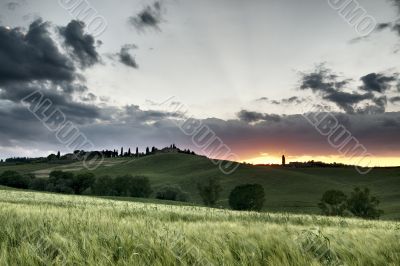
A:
[0,171,152,198]
[318,187,383,219]
[156,185,189,202]
[0,171,31,189]
[197,177,222,206]
[229,184,265,211]
[318,190,347,216]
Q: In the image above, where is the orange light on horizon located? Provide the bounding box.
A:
[242,154,400,167]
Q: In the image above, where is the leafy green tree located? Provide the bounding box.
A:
[0,171,30,189]
[197,177,222,206]
[29,178,48,191]
[346,187,383,219]
[47,171,74,194]
[113,175,152,198]
[72,173,95,194]
[91,176,117,196]
[318,190,347,216]
[229,184,265,211]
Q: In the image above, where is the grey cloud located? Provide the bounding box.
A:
[237,110,281,123]
[373,1,400,38]
[360,73,397,93]
[323,91,375,114]
[390,96,400,103]
[271,96,307,105]
[59,20,100,68]
[6,2,19,10]
[81,93,97,102]
[390,0,400,13]
[299,64,350,93]
[118,44,138,68]
[255,97,268,102]
[299,65,390,114]
[129,1,163,32]
[256,96,307,105]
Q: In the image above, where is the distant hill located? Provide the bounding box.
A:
[1,153,399,219]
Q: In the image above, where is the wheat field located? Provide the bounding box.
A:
[0,189,399,265]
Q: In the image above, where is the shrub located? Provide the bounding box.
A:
[197,177,222,206]
[29,178,48,191]
[346,187,383,219]
[229,184,265,211]
[91,176,117,196]
[318,190,347,216]
[72,173,95,195]
[156,185,189,202]
[0,171,30,189]
[47,171,74,194]
[113,175,152,198]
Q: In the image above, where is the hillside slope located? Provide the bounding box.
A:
[1,153,399,219]
[87,153,400,219]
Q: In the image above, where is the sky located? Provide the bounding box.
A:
[0,0,400,167]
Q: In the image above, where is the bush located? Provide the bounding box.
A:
[318,190,347,216]
[229,184,265,211]
[29,178,48,191]
[156,185,189,202]
[47,171,74,194]
[72,173,95,195]
[0,171,30,189]
[91,176,117,196]
[197,177,222,206]
[346,187,383,219]
[113,175,152,198]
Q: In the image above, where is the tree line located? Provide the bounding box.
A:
[1,144,196,164]
[318,188,383,219]
[0,170,152,198]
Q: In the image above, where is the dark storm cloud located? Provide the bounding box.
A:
[237,110,281,123]
[128,1,163,32]
[299,65,393,114]
[0,19,106,129]
[323,91,375,114]
[59,20,100,68]
[117,44,138,68]
[0,19,76,85]
[0,83,100,124]
[360,73,397,93]
[3,103,400,159]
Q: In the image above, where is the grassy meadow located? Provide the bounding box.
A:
[2,153,398,219]
[0,189,399,265]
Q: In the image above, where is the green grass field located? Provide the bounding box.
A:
[0,188,399,265]
[1,153,400,219]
